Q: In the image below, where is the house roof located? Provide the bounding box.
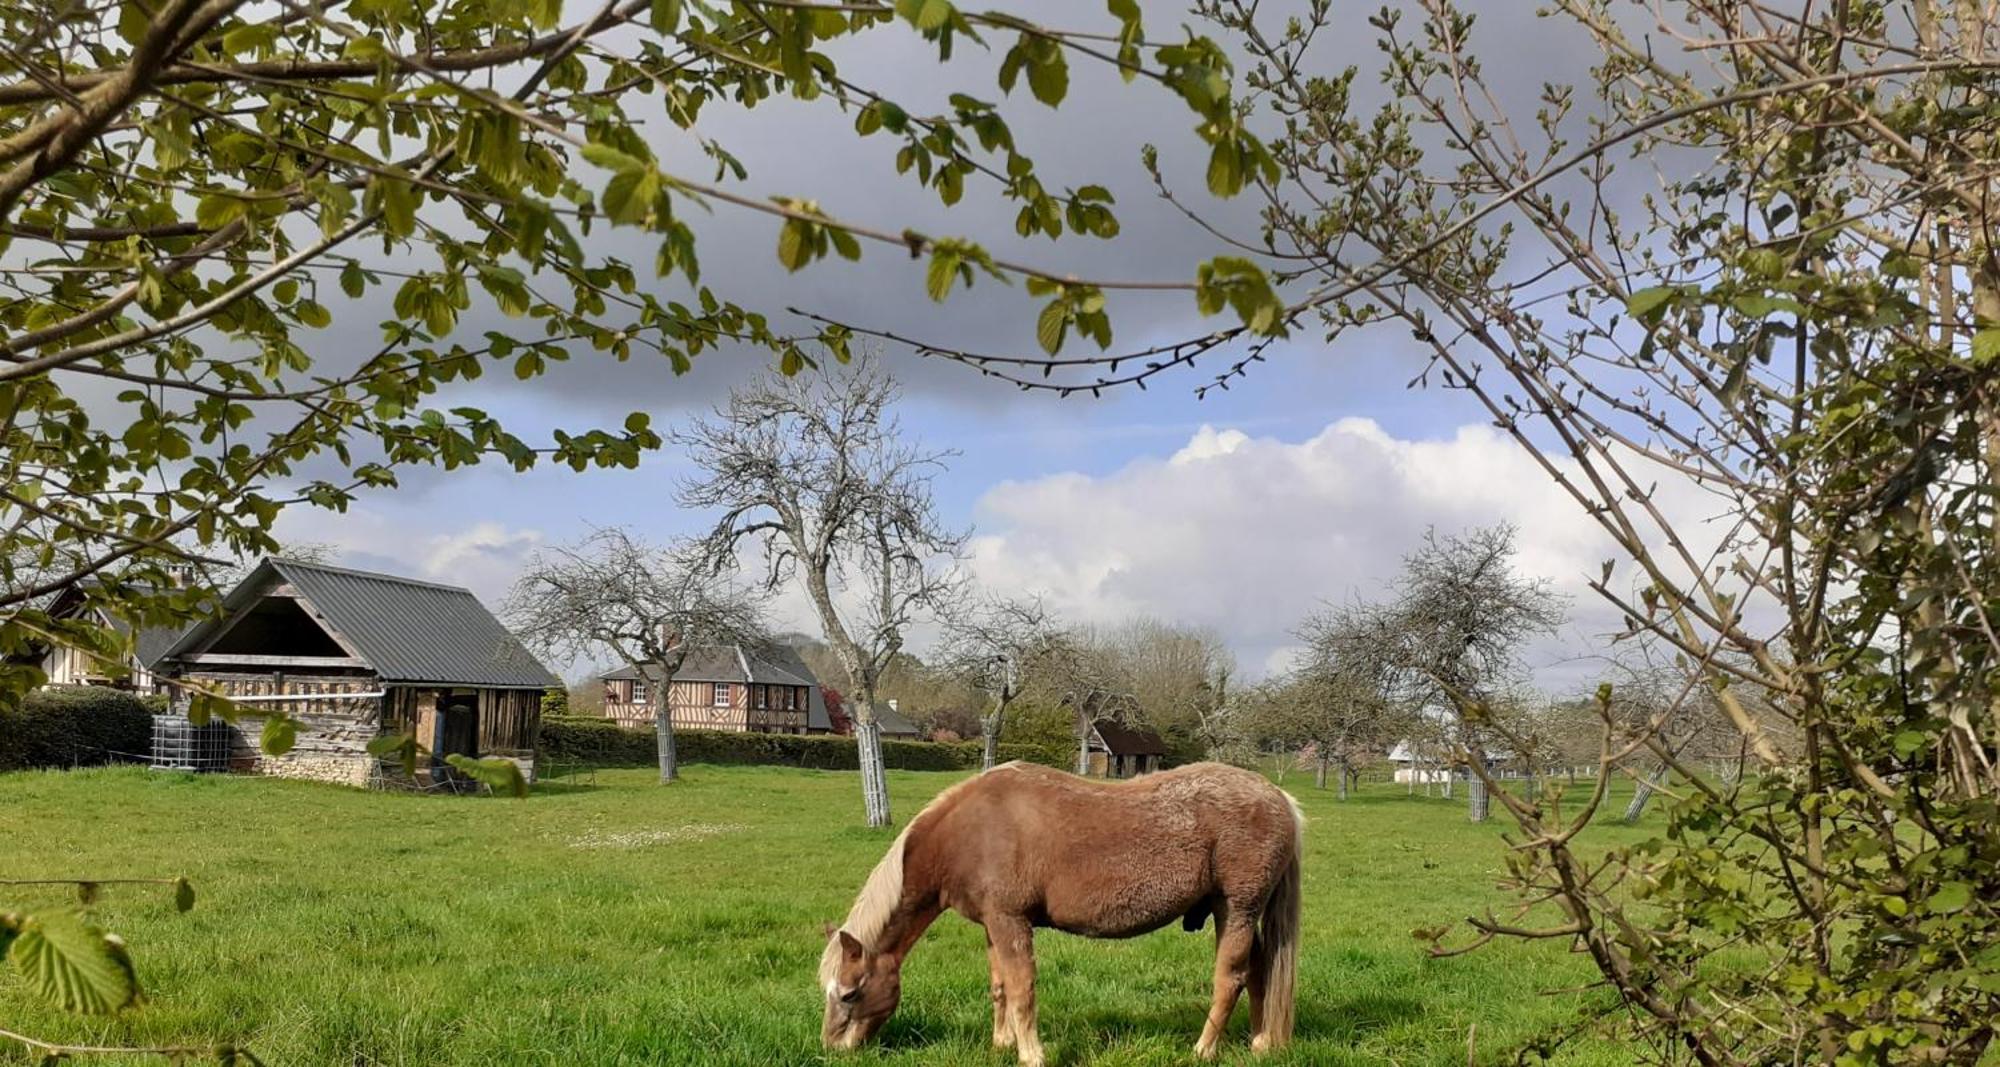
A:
[601,642,817,688]
[30,582,190,671]
[158,558,559,689]
[867,701,921,737]
[1093,718,1168,756]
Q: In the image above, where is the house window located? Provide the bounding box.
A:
[783,688,795,711]
[753,685,768,710]
[712,682,729,707]
[631,679,647,705]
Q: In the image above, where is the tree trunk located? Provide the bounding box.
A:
[981,694,1005,771]
[1467,776,1489,823]
[1442,765,1453,800]
[1075,703,1092,776]
[1623,770,1663,824]
[854,715,892,828]
[1314,754,1329,790]
[1337,758,1350,801]
[654,689,677,784]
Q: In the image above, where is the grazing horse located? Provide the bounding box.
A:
[818,761,1304,1065]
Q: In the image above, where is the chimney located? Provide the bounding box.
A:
[887,699,898,713]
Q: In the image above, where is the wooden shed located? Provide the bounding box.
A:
[151,558,558,789]
[1085,718,1168,778]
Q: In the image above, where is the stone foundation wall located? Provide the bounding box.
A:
[252,753,375,789]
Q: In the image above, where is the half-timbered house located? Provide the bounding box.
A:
[601,643,817,734]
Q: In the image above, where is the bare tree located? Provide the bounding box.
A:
[505,528,767,784]
[1326,527,1565,820]
[1274,610,1426,798]
[679,360,963,827]
[937,594,1069,769]
[1113,618,1240,759]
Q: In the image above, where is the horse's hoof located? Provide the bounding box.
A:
[1251,1034,1272,1054]
[1193,1040,1221,1061]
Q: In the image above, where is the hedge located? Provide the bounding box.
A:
[539,715,1069,771]
[0,686,160,772]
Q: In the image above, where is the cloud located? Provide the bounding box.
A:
[273,509,543,610]
[965,418,1670,687]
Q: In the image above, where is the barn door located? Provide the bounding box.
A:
[438,696,478,758]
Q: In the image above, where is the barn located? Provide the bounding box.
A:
[1086,718,1168,778]
[151,558,558,788]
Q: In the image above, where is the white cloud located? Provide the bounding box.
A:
[273,509,543,610]
[965,418,1685,687]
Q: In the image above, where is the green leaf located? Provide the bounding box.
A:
[649,0,682,32]
[925,250,960,302]
[171,877,194,914]
[340,260,368,299]
[776,219,812,272]
[260,715,298,757]
[1036,299,1067,355]
[443,754,528,798]
[1926,882,1972,914]
[1026,48,1068,107]
[1206,140,1240,196]
[1892,730,1928,759]
[8,911,140,1014]
[195,194,247,231]
[1972,329,2000,365]
[580,142,648,174]
[1625,285,1678,321]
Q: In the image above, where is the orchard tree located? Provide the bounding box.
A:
[504,527,767,783]
[937,592,1068,769]
[680,359,961,827]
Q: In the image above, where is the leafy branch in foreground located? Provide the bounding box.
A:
[0,877,255,1061]
[1141,1,2000,1061]
[0,0,1283,711]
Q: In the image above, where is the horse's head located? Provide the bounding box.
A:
[820,926,902,1050]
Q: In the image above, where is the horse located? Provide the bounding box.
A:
[818,760,1304,1065]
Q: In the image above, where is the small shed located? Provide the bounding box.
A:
[151,558,558,788]
[1086,718,1168,778]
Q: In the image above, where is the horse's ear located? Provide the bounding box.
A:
[837,929,864,961]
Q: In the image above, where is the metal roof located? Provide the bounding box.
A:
[159,559,559,689]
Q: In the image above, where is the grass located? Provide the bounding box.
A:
[0,764,1661,1065]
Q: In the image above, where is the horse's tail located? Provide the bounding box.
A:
[1256,794,1304,1049]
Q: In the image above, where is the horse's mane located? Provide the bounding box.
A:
[818,764,1019,990]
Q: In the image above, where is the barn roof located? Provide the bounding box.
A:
[1093,718,1168,756]
[158,558,559,689]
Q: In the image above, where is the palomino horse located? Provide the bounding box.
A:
[819,761,1303,1065]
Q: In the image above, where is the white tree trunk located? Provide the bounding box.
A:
[1075,705,1092,776]
[854,717,892,827]
[654,688,677,783]
[1337,758,1350,801]
[1624,772,1662,825]
[1314,754,1329,790]
[1467,776,1490,823]
[981,694,1005,771]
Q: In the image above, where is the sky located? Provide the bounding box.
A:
[254,1,1674,688]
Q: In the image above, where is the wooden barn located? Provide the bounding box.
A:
[601,643,817,734]
[1085,718,1168,778]
[151,558,558,788]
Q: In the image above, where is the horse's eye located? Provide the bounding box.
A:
[839,986,862,1004]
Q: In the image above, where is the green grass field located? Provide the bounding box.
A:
[0,764,1657,1065]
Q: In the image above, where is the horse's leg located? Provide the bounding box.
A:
[989,916,1045,1067]
[985,927,1014,1049]
[1194,912,1257,1060]
[1246,928,1270,1051]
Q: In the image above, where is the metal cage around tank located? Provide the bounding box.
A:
[149,714,233,773]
